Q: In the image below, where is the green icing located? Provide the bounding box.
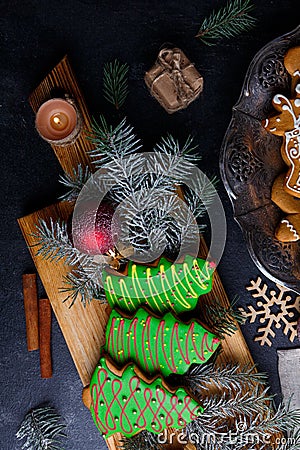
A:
[90,356,203,438]
[105,308,220,377]
[103,255,215,314]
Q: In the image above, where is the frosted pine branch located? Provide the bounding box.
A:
[185,363,267,394]
[32,219,91,267]
[62,263,106,307]
[88,115,142,167]
[59,164,92,202]
[16,406,66,450]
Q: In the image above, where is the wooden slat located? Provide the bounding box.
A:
[199,238,254,367]
[18,202,110,387]
[29,55,94,174]
[19,56,255,449]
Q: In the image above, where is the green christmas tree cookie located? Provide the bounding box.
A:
[102,255,215,315]
[90,356,203,438]
[105,308,220,377]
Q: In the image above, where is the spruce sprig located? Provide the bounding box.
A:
[62,264,107,307]
[89,117,217,258]
[32,218,91,267]
[88,115,142,167]
[200,385,272,419]
[16,406,66,450]
[196,0,256,46]
[103,59,129,109]
[185,363,268,394]
[59,164,92,202]
[119,430,162,450]
[200,296,245,338]
[224,403,300,450]
[33,218,106,306]
[185,394,300,450]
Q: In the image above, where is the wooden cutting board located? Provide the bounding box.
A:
[18,56,255,450]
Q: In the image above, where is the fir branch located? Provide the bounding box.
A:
[276,428,300,450]
[119,430,162,450]
[89,118,212,256]
[154,134,200,163]
[32,219,91,267]
[222,402,300,450]
[200,296,245,338]
[103,59,129,109]
[88,115,142,167]
[184,173,218,220]
[106,153,149,202]
[196,0,256,46]
[116,191,181,257]
[200,386,272,419]
[62,263,107,308]
[59,164,92,202]
[151,135,200,185]
[185,363,268,395]
[247,401,300,439]
[185,397,300,450]
[185,388,273,448]
[16,406,66,450]
[33,219,107,307]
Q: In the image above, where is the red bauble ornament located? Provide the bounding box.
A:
[72,201,118,255]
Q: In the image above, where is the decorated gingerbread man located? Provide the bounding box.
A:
[263,46,300,242]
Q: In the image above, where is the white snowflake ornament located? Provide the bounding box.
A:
[240,277,300,346]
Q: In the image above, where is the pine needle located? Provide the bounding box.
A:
[88,117,214,257]
[88,115,142,167]
[119,430,162,449]
[200,296,245,338]
[16,406,66,450]
[201,386,272,420]
[61,264,107,308]
[185,363,268,395]
[185,396,300,450]
[196,0,256,46]
[59,164,92,202]
[32,219,106,307]
[32,218,91,267]
[103,59,129,109]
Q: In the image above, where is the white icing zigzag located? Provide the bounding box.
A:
[281,219,300,240]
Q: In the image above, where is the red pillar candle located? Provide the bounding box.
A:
[35,98,81,145]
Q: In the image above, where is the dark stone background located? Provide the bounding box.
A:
[0,1,299,449]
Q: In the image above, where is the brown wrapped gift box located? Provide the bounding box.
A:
[145,47,203,114]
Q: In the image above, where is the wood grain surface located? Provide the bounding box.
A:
[18,56,254,450]
[18,201,110,387]
[29,55,93,174]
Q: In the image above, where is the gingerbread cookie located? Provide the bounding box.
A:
[284,46,300,91]
[275,213,300,242]
[263,61,300,198]
[272,173,300,214]
[88,356,202,438]
[103,255,215,315]
[263,84,300,197]
[104,307,220,377]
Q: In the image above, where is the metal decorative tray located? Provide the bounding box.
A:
[220,25,300,293]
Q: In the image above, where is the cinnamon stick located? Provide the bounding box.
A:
[22,273,39,351]
[39,298,52,378]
